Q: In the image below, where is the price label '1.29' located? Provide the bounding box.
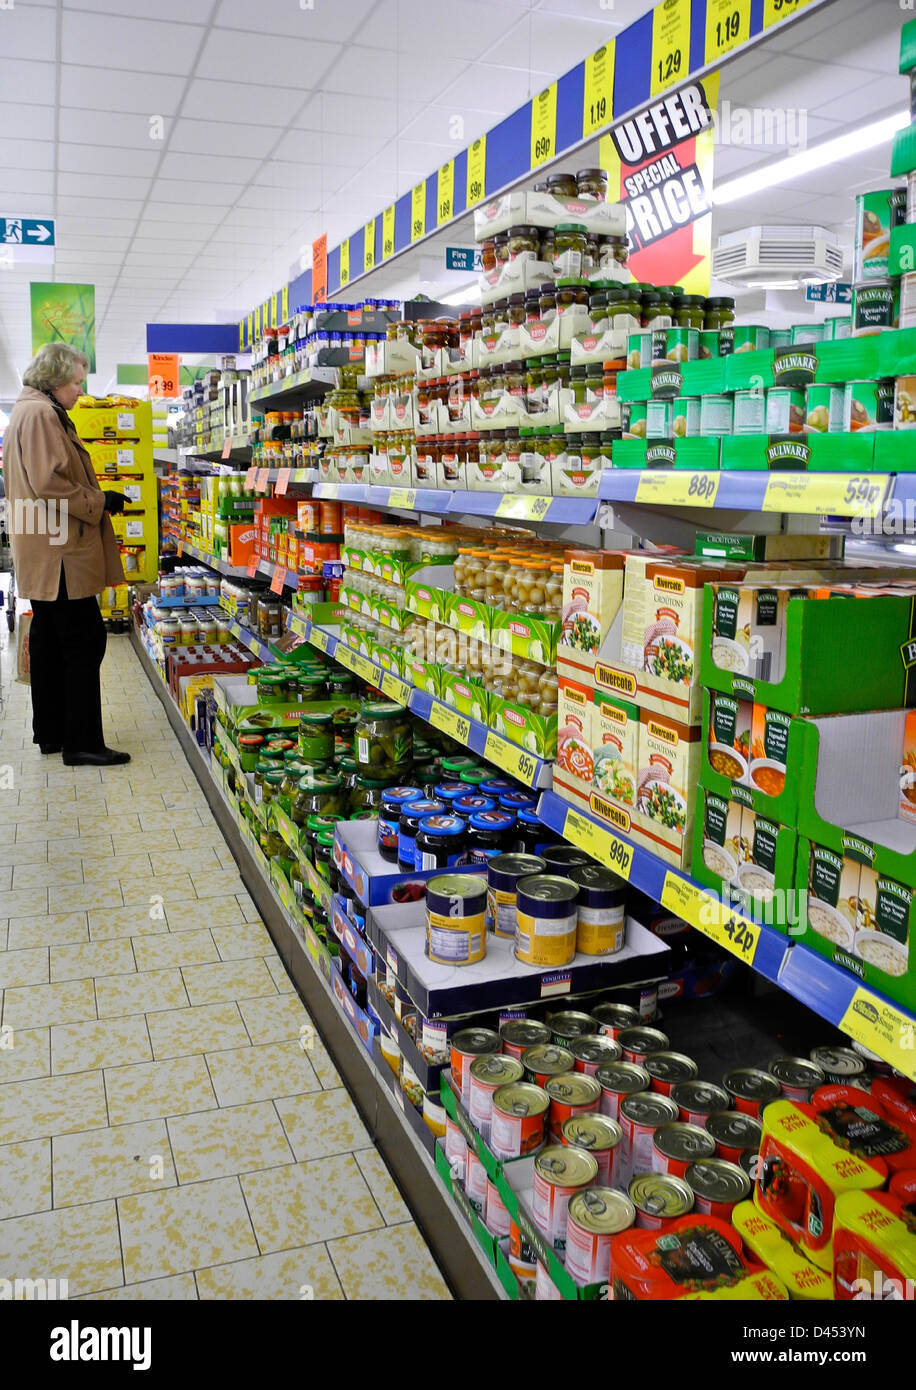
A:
[651,0,691,96]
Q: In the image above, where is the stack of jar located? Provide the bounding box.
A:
[453,540,565,619]
[480,226,627,281]
[405,615,559,722]
[150,605,231,651]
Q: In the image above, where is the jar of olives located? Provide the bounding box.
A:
[553,224,587,276]
[556,279,588,316]
[577,167,608,201]
[538,283,557,324]
[547,172,578,200]
[354,701,412,776]
[507,225,542,260]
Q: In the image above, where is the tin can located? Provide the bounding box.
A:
[842,378,895,432]
[560,1113,621,1185]
[618,1092,679,1188]
[515,874,579,967]
[670,1079,730,1125]
[535,1261,564,1300]
[767,1055,826,1103]
[671,396,700,438]
[852,279,897,336]
[499,1017,551,1061]
[425,873,488,966]
[704,1110,763,1166]
[319,500,342,534]
[568,863,627,955]
[532,1145,598,1252]
[685,1157,751,1219]
[538,844,592,875]
[444,1115,468,1183]
[298,501,320,532]
[486,852,546,939]
[722,1066,782,1117]
[450,1027,500,1107]
[522,1042,575,1088]
[809,1045,867,1085]
[596,1059,650,1121]
[508,1216,538,1284]
[732,387,766,434]
[658,326,698,365]
[468,1054,524,1142]
[490,1081,549,1160]
[485,1179,511,1238]
[626,333,651,372]
[617,1025,670,1066]
[895,373,916,428]
[644,1052,699,1097]
[651,1121,716,1178]
[590,1000,641,1039]
[765,387,806,434]
[891,1170,916,1205]
[565,1187,636,1287]
[569,1034,622,1077]
[730,324,769,354]
[419,1013,455,1062]
[545,1072,601,1141]
[465,1147,488,1213]
[628,1172,694,1230]
[422,1092,447,1138]
[548,1010,598,1047]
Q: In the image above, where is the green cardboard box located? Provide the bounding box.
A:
[720,433,876,472]
[440,669,489,723]
[692,784,798,931]
[488,693,557,758]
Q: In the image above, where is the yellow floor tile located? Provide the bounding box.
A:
[119,1176,258,1283]
[275,1088,371,1163]
[112,832,178,857]
[327,1223,451,1301]
[149,849,221,877]
[138,811,205,834]
[164,897,246,931]
[104,1053,217,1126]
[167,1100,294,1183]
[0,1070,107,1143]
[7,912,89,951]
[0,844,49,868]
[0,1200,123,1299]
[146,1001,250,1060]
[12,862,84,890]
[50,939,137,982]
[0,947,49,989]
[1,977,97,1030]
[0,1139,52,1219]
[87,904,170,941]
[95,967,188,1019]
[51,1015,152,1076]
[174,828,228,853]
[48,883,124,914]
[354,1149,411,1225]
[204,1041,321,1107]
[0,888,50,918]
[265,957,295,994]
[77,813,142,836]
[89,853,155,884]
[191,871,247,900]
[120,873,196,907]
[75,1273,198,1301]
[0,1028,50,1084]
[52,1118,176,1208]
[237,993,310,1045]
[196,1245,344,1301]
[180,958,277,1007]
[306,1042,342,1091]
[210,922,274,961]
[241,1155,383,1254]
[47,835,114,860]
[132,929,217,972]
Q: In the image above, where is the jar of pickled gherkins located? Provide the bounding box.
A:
[507,293,526,328]
[586,364,604,402]
[556,279,588,315]
[704,297,735,330]
[607,286,640,332]
[524,289,541,324]
[261,828,284,859]
[539,228,555,265]
[350,774,393,814]
[253,760,274,805]
[598,235,629,269]
[262,769,287,806]
[673,294,706,329]
[354,701,412,775]
[298,710,334,760]
[292,774,349,824]
[526,361,543,414]
[504,360,526,400]
[539,283,557,324]
[589,289,608,329]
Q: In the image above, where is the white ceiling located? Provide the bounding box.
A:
[0,0,908,400]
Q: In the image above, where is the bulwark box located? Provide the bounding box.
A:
[692,785,798,928]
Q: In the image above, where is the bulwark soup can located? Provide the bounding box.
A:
[514,875,579,967]
[532,1145,598,1252]
[851,280,897,337]
[425,874,487,966]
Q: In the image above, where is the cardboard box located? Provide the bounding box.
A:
[228,523,258,568]
[703,689,800,826]
[633,708,701,867]
[558,550,626,669]
[71,401,152,442]
[554,675,594,808]
[693,784,798,927]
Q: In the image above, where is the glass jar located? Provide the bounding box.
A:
[494,232,510,265]
[253,760,273,806]
[673,294,707,329]
[539,228,555,264]
[547,172,578,200]
[557,279,589,315]
[504,360,526,401]
[507,293,526,329]
[545,563,564,621]
[257,596,283,638]
[257,670,290,702]
[515,561,550,614]
[354,701,412,775]
[350,775,392,815]
[577,167,608,201]
[298,711,334,760]
[538,283,557,324]
[524,289,541,324]
[705,297,735,330]
[589,289,608,330]
[292,774,348,824]
[608,286,641,333]
[553,224,588,276]
[480,238,497,273]
[538,667,559,715]
[507,225,542,260]
[598,235,629,269]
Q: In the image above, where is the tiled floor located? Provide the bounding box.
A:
[0,631,450,1301]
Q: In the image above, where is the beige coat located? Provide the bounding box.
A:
[3,386,125,602]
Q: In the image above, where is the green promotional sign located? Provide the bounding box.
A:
[30,282,96,372]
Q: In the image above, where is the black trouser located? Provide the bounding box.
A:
[29,567,107,753]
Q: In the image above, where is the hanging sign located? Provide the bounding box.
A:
[30,282,96,372]
[312,234,328,303]
[147,352,180,399]
[600,72,719,297]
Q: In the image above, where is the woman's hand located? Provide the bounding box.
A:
[103,490,129,514]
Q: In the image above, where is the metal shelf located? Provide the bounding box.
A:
[313,481,599,525]
[248,368,337,409]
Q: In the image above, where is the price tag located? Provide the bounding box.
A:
[650,0,690,96]
[429,701,471,744]
[256,469,270,492]
[495,494,551,522]
[352,652,377,684]
[762,473,889,519]
[388,488,417,510]
[705,0,750,61]
[411,180,426,243]
[281,286,289,322]
[270,567,286,595]
[582,43,615,138]
[176,541,184,558]
[530,82,558,168]
[335,645,356,674]
[382,204,395,260]
[310,627,330,653]
[246,557,259,578]
[467,137,487,207]
[484,732,539,787]
[437,159,455,226]
[275,468,291,496]
[661,872,759,963]
[339,238,350,287]
[245,466,257,489]
[380,671,409,705]
[635,470,721,507]
[839,988,916,1083]
[364,218,376,272]
[763,0,815,31]
[221,438,232,460]
[564,808,633,879]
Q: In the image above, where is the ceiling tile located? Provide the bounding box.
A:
[57,107,163,149]
[0,102,57,142]
[196,28,340,88]
[168,118,283,160]
[58,171,151,199]
[438,62,555,112]
[181,78,306,127]
[214,0,377,41]
[251,160,324,191]
[59,143,161,177]
[2,6,57,61]
[0,170,56,198]
[0,59,56,106]
[157,151,261,183]
[398,104,503,146]
[148,178,246,206]
[59,65,186,115]
[361,0,520,60]
[57,196,145,218]
[483,11,617,74]
[0,139,54,171]
[64,0,216,19]
[294,93,425,139]
[141,201,222,224]
[62,12,205,74]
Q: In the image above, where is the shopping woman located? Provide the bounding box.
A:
[4,343,131,765]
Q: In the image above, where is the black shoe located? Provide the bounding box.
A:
[39,744,62,755]
[62,748,131,767]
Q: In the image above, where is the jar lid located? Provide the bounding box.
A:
[705,297,735,309]
[299,711,333,727]
[554,223,588,234]
[265,771,287,786]
[297,774,342,791]
[306,813,343,831]
[316,830,336,847]
[674,293,707,307]
[355,775,391,788]
[360,701,404,719]
[508,225,542,237]
[469,810,516,832]
[254,760,275,774]
[557,277,589,289]
[577,167,608,180]
[418,814,465,837]
[517,808,542,825]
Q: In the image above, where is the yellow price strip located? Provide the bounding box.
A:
[281,286,289,321]
[662,872,760,963]
[530,83,558,168]
[839,988,916,1083]
[364,219,376,272]
[651,0,690,96]
[352,652,378,685]
[335,644,356,673]
[762,473,889,519]
[429,700,471,744]
[635,471,721,508]
[382,204,395,260]
[380,671,410,705]
[564,808,633,879]
[388,488,417,510]
[583,43,614,138]
[495,494,552,521]
[467,137,486,207]
[437,159,454,226]
[411,181,426,243]
[339,238,350,286]
[309,627,330,654]
[705,0,750,62]
[763,0,815,31]
[483,732,539,787]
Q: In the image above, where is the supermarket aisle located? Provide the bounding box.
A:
[0,631,450,1301]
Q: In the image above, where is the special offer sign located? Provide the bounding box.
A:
[600,73,719,296]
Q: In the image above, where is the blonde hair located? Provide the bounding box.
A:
[22,343,90,391]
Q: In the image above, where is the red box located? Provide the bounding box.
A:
[228,523,258,568]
